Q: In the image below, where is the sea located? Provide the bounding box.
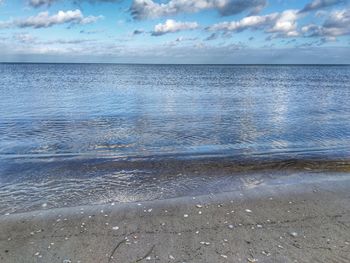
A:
[1,64,350,214]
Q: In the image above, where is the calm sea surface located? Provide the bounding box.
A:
[1,64,350,213]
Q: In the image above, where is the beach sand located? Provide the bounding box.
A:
[1,174,350,263]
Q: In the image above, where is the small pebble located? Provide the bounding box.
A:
[290,232,298,237]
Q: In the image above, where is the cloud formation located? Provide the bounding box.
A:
[16,10,102,28]
[130,0,267,20]
[29,0,56,7]
[302,8,350,38]
[300,0,347,13]
[152,19,199,36]
[28,0,122,7]
[207,10,300,37]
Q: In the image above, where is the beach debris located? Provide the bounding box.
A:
[62,260,72,263]
[261,251,271,256]
[42,203,47,208]
[198,211,202,214]
[200,241,211,246]
[184,214,189,218]
[5,213,10,216]
[220,254,228,259]
[257,224,262,228]
[245,209,252,213]
[169,255,175,260]
[112,226,119,230]
[228,224,234,229]
[148,209,152,213]
[289,232,298,237]
[195,231,199,234]
[146,256,151,261]
[277,245,284,249]
[247,257,258,262]
[196,204,203,208]
[34,252,40,256]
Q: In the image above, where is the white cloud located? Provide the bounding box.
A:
[207,9,300,37]
[152,19,199,36]
[29,0,56,7]
[300,0,347,13]
[302,8,350,37]
[130,0,267,20]
[13,33,37,43]
[16,10,102,28]
[28,0,123,7]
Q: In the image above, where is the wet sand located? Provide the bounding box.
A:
[1,174,350,263]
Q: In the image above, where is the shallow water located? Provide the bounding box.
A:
[1,64,350,213]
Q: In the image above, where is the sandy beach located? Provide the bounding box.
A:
[1,173,350,263]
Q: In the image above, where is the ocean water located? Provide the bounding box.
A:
[1,64,350,214]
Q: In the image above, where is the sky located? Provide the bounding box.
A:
[0,0,349,63]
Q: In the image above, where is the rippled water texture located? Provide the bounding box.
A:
[1,64,350,213]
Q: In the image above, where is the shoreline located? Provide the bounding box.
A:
[1,175,350,262]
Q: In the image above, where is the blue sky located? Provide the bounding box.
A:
[0,0,349,63]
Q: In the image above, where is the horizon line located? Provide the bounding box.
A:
[1,62,350,66]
